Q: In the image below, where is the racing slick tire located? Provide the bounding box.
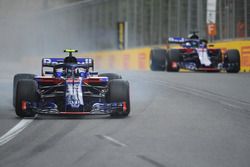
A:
[106,79,130,118]
[98,73,122,80]
[13,73,35,107]
[166,49,181,72]
[150,48,167,71]
[15,79,38,118]
[224,49,240,73]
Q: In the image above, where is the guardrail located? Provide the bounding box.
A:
[79,47,151,71]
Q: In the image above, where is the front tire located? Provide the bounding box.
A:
[13,73,35,107]
[166,49,181,72]
[15,79,38,118]
[224,49,240,73]
[106,79,130,117]
[150,48,167,71]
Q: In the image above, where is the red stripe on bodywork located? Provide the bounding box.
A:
[66,78,80,83]
[22,101,27,110]
[83,78,102,84]
[123,102,127,111]
[172,62,178,68]
[38,78,64,84]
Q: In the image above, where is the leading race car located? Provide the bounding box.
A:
[13,49,130,118]
[150,36,240,73]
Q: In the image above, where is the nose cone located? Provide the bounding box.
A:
[65,78,84,111]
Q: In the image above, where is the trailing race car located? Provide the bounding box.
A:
[150,37,240,73]
[13,49,130,118]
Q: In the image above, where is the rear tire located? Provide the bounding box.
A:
[106,79,130,118]
[13,74,35,107]
[15,79,38,118]
[167,49,181,72]
[150,48,167,71]
[98,73,122,81]
[224,49,240,73]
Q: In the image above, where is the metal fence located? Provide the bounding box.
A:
[216,0,250,40]
[1,0,249,59]
[84,0,250,48]
[76,0,208,49]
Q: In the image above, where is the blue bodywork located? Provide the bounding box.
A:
[168,37,207,49]
[26,60,127,115]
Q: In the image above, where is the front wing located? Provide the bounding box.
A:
[21,101,128,116]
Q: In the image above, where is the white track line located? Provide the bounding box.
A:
[0,119,33,146]
[101,135,127,147]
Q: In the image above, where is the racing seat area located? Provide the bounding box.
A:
[64,56,77,64]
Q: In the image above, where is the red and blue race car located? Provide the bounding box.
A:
[13,50,130,118]
[150,36,240,73]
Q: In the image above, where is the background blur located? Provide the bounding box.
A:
[0,0,249,60]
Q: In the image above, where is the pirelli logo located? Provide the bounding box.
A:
[42,58,92,65]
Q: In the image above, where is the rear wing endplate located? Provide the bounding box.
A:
[168,37,186,44]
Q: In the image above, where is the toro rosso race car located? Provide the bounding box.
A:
[150,37,240,73]
[13,50,130,118]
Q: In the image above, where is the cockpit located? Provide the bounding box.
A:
[182,40,199,48]
[54,65,89,78]
[182,39,207,49]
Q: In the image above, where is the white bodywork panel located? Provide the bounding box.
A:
[196,48,212,66]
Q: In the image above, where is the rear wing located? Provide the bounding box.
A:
[41,58,94,75]
[168,37,186,44]
[168,37,208,49]
[168,37,205,44]
[42,58,94,67]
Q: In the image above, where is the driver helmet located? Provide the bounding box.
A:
[185,42,192,48]
[188,33,199,39]
[64,56,77,64]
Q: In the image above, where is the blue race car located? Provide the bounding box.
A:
[13,50,130,118]
[150,36,240,73]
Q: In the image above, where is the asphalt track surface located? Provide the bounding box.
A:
[0,68,250,167]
